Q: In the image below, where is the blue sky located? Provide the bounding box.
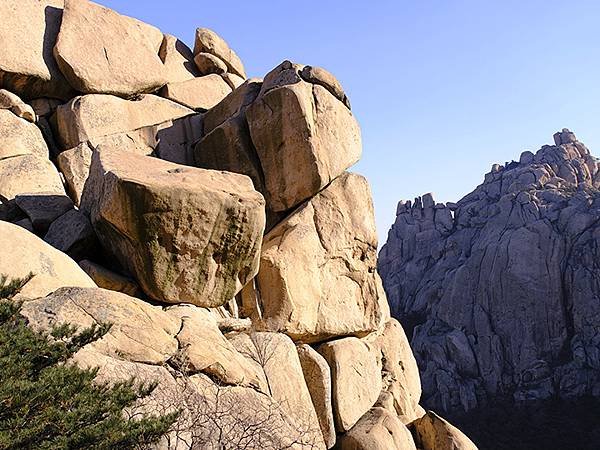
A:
[101,0,600,245]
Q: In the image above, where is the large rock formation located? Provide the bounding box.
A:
[54,0,167,96]
[81,146,266,307]
[240,172,389,343]
[0,2,476,449]
[380,129,600,448]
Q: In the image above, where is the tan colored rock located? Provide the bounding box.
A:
[0,90,36,122]
[188,373,325,449]
[78,259,142,297]
[44,209,96,260]
[202,78,262,135]
[195,115,264,194]
[165,305,264,388]
[194,52,228,75]
[0,0,73,100]
[159,34,199,84]
[410,411,478,450]
[193,28,246,78]
[81,146,266,307]
[297,344,336,448]
[300,65,350,109]
[365,319,422,423]
[58,115,202,205]
[53,0,167,96]
[0,110,47,160]
[221,73,246,90]
[56,94,193,149]
[0,155,65,202]
[229,332,324,447]
[21,287,180,365]
[151,114,203,165]
[15,192,74,232]
[242,173,389,343]
[160,75,231,111]
[246,63,362,211]
[336,407,417,450]
[57,142,93,205]
[0,221,95,299]
[318,337,382,432]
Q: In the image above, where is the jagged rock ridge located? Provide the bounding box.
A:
[379,129,600,447]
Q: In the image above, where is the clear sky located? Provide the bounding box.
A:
[101,0,600,245]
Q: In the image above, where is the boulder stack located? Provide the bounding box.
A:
[0,2,476,449]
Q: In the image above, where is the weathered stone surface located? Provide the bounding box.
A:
[194,52,228,75]
[195,114,263,195]
[229,332,324,448]
[365,319,422,423]
[336,407,417,450]
[56,94,193,149]
[57,142,93,205]
[241,173,389,343]
[81,146,266,307]
[410,411,477,450]
[0,155,65,202]
[221,73,246,90]
[151,114,203,165]
[22,287,180,364]
[44,209,96,260]
[202,78,262,135]
[193,28,246,78]
[0,109,47,160]
[318,337,382,432]
[53,0,167,96]
[58,115,203,205]
[78,259,142,297]
[165,305,264,388]
[15,192,74,232]
[379,130,600,420]
[297,344,337,448]
[0,221,95,298]
[246,62,361,211]
[299,65,350,109]
[0,90,36,121]
[0,0,73,100]
[159,34,199,84]
[160,75,231,111]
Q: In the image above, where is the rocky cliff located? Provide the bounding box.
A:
[379,129,600,449]
[0,1,476,449]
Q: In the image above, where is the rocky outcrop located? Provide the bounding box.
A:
[0,0,73,100]
[54,0,167,96]
[410,411,477,450]
[0,221,95,298]
[194,61,361,216]
[380,129,600,445]
[193,28,246,78]
[318,337,382,432]
[0,109,47,160]
[159,74,231,110]
[0,2,475,449]
[240,172,389,343]
[81,146,265,307]
[56,94,193,149]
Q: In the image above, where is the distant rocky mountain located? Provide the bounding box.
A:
[379,129,600,449]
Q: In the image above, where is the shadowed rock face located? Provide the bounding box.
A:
[379,129,600,419]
